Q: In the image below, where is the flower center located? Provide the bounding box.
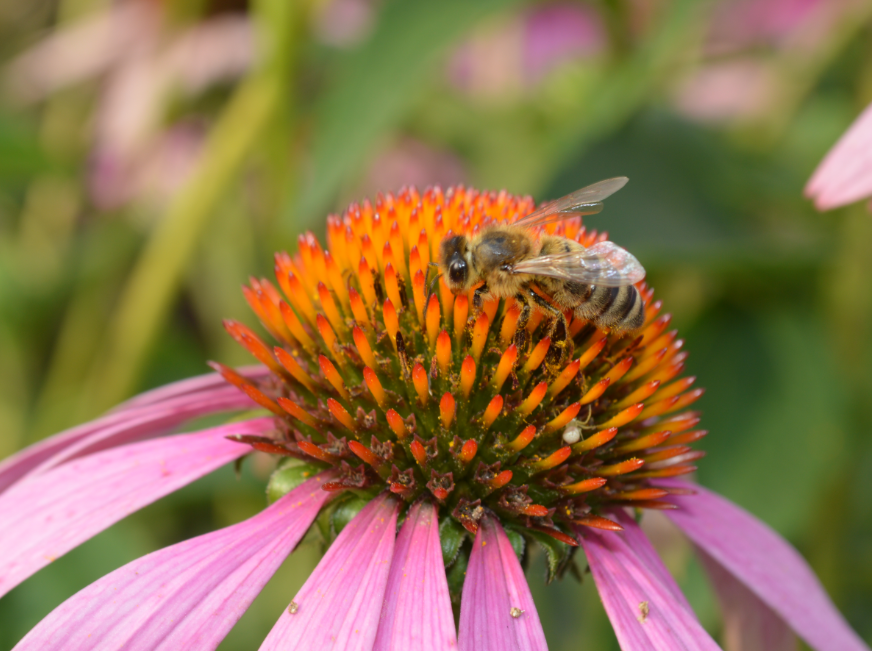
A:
[215,185,705,553]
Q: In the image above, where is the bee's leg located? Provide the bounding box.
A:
[472,283,491,312]
[512,293,533,350]
[525,288,571,365]
[425,263,442,308]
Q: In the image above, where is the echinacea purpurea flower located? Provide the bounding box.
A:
[1,185,868,650]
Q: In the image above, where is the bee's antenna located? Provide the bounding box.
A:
[425,263,442,307]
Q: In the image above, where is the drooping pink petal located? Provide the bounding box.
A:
[697,547,797,651]
[806,100,872,210]
[12,473,334,651]
[612,510,694,615]
[33,387,254,477]
[660,479,869,651]
[577,512,721,651]
[259,492,400,651]
[374,500,456,650]
[116,364,267,410]
[0,375,260,495]
[458,516,547,651]
[0,418,269,598]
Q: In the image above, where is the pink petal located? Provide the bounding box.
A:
[0,378,258,495]
[12,473,333,651]
[117,365,268,410]
[458,516,547,651]
[374,500,457,650]
[0,418,268,598]
[697,548,797,651]
[259,492,400,651]
[577,511,721,651]
[806,101,872,210]
[660,479,869,651]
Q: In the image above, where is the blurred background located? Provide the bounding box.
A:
[1,0,871,648]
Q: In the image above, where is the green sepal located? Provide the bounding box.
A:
[439,516,467,568]
[523,528,573,584]
[266,458,323,504]
[331,494,369,537]
[503,526,526,563]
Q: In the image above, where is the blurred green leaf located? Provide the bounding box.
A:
[289,0,523,229]
[689,307,849,537]
[0,112,54,179]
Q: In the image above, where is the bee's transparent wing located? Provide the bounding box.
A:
[512,177,629,229]
[510,241,645,287]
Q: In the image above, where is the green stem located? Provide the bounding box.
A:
[82,75,281,414]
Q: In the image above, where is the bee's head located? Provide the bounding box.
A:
[439,234,475,293]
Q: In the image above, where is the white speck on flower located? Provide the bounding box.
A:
[562,419,582,445]
[288,601,299,615]
[510,607,524,619]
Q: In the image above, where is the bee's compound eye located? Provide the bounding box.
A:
[448,259,468,284]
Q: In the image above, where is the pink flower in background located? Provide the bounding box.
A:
[1,187,869,649]
[449,2,604,99]
[5,0,255,209]
[805,101,872,211]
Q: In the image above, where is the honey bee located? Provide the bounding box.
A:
[437,177,645,337]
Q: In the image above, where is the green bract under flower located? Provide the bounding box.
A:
[214,185,705,588]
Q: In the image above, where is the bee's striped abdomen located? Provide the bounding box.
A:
[576,284,644,333]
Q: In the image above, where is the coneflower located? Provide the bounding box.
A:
[0,185,866,650]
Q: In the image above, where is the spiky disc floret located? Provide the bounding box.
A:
[216,186,705,548]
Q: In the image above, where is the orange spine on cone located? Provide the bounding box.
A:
[273,347,315,392]
[279,301,314,349]
[543,403,582,434]
[412,363,430,405]
[440,393,456,428]
[317,282,345,336]
[599,403,644,429]
[522,337,550,373]
[348,288,371,329]
[602,357,633,385]
[460,355,476,398]
[580,378,610,405]
[426,295,441,349]
[471,312,490,361]
[385,264,403,315]
[508,425,536,451]
[324,251,348,308]
[327,398,356,431]
[614,380,661,410]
[453,295,469,342]
[386,409,408,439]
[548,359,581,398]
[363,367,387,408]
[492,344,518,392]
[278,396,319,428]
[481,395,503,430]
[358,258,377,307]
[436,331,451,376]
[571,427,618,453]
[562,477,607,495]
[517,382,547,416]
[412,270,427,325]
[352,325,378,369]
[383,299,399,347]
[499,303,522,346]
[319,355,349,400]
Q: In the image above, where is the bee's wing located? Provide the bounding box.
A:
[510,241,645,287]
[512,177,629,230]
